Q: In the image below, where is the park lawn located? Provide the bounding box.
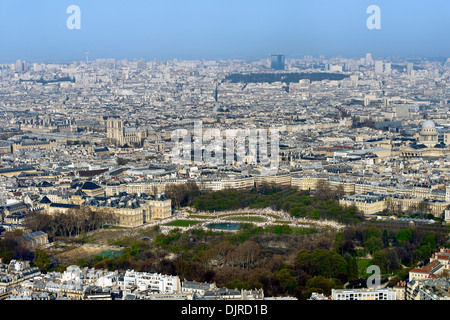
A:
[96,250,122,259]
[264,214,282,219]
[274,220,291,224]
[357,258,373,277]
[189,214,216,219]
[290,227,318,235]
[164,220,202,227]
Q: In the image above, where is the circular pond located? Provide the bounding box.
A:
[206,222,247,230]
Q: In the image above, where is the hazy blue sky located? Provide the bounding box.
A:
[0,0,449,62]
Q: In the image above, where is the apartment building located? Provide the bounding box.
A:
[407,279,450,300]
[0,260,41,293]
[331,288,397,300]
[430,248,450,273]
[409,260,444,280]
[339,193,388,216]
[122,270,181,293]
[389,196,449,218]
[290,175,326,192]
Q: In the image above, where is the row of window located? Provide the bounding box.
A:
[335,292,394,300]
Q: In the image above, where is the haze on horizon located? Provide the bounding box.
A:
[0,0,449,63]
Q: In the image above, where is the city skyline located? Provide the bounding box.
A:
[2,0,450,306]
[0,0,449,63]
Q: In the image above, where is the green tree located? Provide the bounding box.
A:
[365,237,383,255]
[371,250,388,274]
[385,249,401,274]
[419,245,432,260]
[311,249,347,279]
[306,276,339,296]
[310,209,321,219]
[295,250,317,277]
[346,255,358,281]
[422,233,436,249]
[365,226,381,241]
[396,229,412,247]
[226,279,249,290]
[175,260,195,280]
[272,225,293,235]
[382,229,390,248]
[34,249,51,272]
[131,240,140,260]
[275,268,298,295]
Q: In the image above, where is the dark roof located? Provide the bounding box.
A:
[70,180,84,189]
[81,181,102,190]
[74,189,87,196]
[78,169,108,178]
[3,202,29,211]
[108,167,129,176]
[22,231,47,240]
[39,196,52,204]
[409,143,428,149]
[37,181,53,188]
[49,203,80,209]
[0,166,35,174]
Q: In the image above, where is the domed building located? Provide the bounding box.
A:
[416,120,438,147]
[401,120,447,158]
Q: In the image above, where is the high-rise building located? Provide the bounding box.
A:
[15,59,24,73]
[365,53,373,65]
[407,63,414,75]
[374,61,383,75]
[271,54,285,70]
[384,62,392,75]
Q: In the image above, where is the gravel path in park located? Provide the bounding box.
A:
[152,207,346,234]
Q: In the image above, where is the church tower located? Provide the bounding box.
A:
[107,118,124,145]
